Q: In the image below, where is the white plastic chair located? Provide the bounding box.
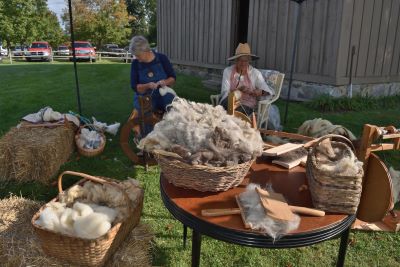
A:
[210,69,284,129]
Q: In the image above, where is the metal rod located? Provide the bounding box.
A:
[283,1,303,125]
[68,0,82,115]
[348,46,356,97]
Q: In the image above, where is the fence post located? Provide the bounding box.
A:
[9,50,12,64]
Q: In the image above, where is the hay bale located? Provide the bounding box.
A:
[0,195,153,267]
[0,125,75,183]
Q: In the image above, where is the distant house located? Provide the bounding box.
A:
[157,0,400,98]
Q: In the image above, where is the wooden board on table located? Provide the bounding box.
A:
[263,143,303,157]
[272,155,308,169]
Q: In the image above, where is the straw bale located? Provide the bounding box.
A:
[0,125,75,183]
[0,195,153,267]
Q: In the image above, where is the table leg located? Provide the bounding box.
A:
[191,230,202,267]
[183,224,188,249]
[336,226,350,267]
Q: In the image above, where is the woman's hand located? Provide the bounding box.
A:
[157,80,166,87]
[237,85,247,92]
[147,82,158,90]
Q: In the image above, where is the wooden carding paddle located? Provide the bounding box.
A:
[200,196,251,228]
[255,187,325,219]
[255,187,295,221]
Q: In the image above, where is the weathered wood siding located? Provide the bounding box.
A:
[247,0,400,85]
[336,0,400,84]
[248,0,343,84]
[158,0,238,69]
[158,0,400,85]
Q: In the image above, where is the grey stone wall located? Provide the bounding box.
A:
[173,63,400,99]
[280,80,400,101]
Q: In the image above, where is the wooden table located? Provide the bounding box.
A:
[160,157,355,267]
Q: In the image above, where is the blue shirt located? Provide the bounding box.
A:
[130,52,176,92]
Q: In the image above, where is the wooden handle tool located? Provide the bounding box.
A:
[201,208,241,217]
[288,205,325,217]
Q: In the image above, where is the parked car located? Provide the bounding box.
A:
[11,45,26,57]
[25,41,52,61]
[56,45,70,56]
[102,44,125,57]
[71,41,96,62]
[0,45,8,56]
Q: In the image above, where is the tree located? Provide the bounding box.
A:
[0,0,36,47]
[125,0,157,44]
[0,0,65,47]
[62,0,131,48]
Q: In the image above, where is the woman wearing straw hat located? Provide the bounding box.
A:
[219,43,274,115]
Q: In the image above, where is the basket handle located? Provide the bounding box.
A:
[310,134,355,152]
[57,170,134,214]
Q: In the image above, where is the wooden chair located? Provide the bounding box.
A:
[210,69,284,129]
[356,124,400,224]
[120,95,162,170]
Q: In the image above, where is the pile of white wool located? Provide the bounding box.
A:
[34,178,142,239]
[138,98,264,166]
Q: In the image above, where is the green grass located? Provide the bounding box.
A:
[307,94,400,112]
[0,62,399,266]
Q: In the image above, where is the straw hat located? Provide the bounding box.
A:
[228,43,259,61]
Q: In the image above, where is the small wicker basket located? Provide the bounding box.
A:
[31,171,144,267]
[75,124,106,157]
[155,151,254,192]
[306,135,363,215]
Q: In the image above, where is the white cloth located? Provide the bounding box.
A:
[219,65,274,105]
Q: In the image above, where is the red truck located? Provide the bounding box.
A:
[71,41,96,62]
[25,41,52,61]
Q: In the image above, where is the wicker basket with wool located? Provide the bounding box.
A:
[75,124,106,157]
[306,134,363,215]
[31,171,144,267]
[155,150,254,192]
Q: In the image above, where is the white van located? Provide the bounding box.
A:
[0,45,8,56]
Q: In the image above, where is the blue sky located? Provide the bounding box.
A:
[47,0,66,24]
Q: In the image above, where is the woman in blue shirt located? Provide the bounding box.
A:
[129,35,176,136]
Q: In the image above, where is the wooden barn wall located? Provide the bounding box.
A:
[248,0,400,85]
[247,0,343,84]
[158,0,400,85]
[158,0,238,68]
[336,0,400,84]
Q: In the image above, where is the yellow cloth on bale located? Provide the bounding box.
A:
[0,195,153,267]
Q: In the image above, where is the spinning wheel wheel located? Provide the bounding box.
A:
[120,95,161,168]
[227,91,256,128]
[356,124,400,223]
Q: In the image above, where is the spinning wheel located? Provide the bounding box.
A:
[227,91,257,128]
[356,124,400,223]
[120,95,162,168]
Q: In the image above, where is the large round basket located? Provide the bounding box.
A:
[155,152,254,192]
[31,171,144,267]
[306,134,363,215]
[75,124,106,157]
